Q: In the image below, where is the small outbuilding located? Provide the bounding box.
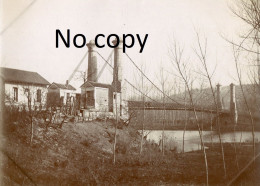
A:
[80,81,113,112]
[47,82,77,107]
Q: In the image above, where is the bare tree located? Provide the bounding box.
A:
[182,86,188,153]
[169,39,209,186]
[228,0,260,88]
[21,86,35,145]
[113,75,119,164]
[232,46,256,160]
[6,85,47,145]
[140,64,146,155]
[194,32,227,178]
[229,0,260,55]
[157,63,168,156]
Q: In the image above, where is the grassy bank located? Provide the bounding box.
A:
[1,119,259,185]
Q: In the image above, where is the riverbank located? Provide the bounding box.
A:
[132,122,260,132]
[1,120,259,185]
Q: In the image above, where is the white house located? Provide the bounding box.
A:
[0,67,50,109]
[47,82,77,106]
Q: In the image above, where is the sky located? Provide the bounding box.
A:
[0,0,253,92]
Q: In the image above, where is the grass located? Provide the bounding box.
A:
[1,116,259,185]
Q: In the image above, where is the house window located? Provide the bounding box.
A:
[37,89,41,102]
[24,88,31,102]
[24,88,29,97]
[13,87,18,102]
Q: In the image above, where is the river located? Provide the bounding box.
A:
[143,130,260,153]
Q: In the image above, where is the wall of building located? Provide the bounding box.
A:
[80,87,86,109]
[47,88,60,107]
[113,92,121,118]
[48,86,76,107]
[80,86,111,112]
[59,89,76,105]
[4,82,48,109]
[95,87,109,111]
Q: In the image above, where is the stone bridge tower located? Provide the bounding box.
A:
[112,38,128,120]
[216,84,223,111]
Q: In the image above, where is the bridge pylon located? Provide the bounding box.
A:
[112,38,128,120]
[216,83,223,111]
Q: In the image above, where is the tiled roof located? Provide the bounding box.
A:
[50,82,76,90]
[80,81,112,89]
[0,67,50,86]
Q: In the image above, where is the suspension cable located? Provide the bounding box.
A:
[124,79,159,103]
[125,53,181,105]
[96,51,159,103]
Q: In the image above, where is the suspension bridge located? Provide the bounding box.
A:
[68,39,238,127]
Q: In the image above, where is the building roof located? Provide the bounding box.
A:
[80,81,112,89]
[0,67,50,86]
[49,82,76,91]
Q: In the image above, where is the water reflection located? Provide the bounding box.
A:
[142,130,260,153]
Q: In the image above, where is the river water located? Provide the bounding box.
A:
[143,130,260,153]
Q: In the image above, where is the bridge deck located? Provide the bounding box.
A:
[129,106,229,114]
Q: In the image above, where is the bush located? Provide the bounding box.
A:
[4,105,30,125]
[116,138,129,154]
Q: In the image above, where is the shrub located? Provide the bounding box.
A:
[116,138,129,154]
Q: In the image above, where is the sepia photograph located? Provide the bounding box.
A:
[0,0,259,185]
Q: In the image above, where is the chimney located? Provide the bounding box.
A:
[230,83,237,124]
[216,84,222,110]
[66,80,69,88]
[86,40,98,82]
[112,38,123,92]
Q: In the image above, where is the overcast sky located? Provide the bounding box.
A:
[1,0,251,91]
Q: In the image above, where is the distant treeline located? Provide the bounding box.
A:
[128,100,214,110]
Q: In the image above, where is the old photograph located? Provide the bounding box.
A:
[0,0,260,185]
